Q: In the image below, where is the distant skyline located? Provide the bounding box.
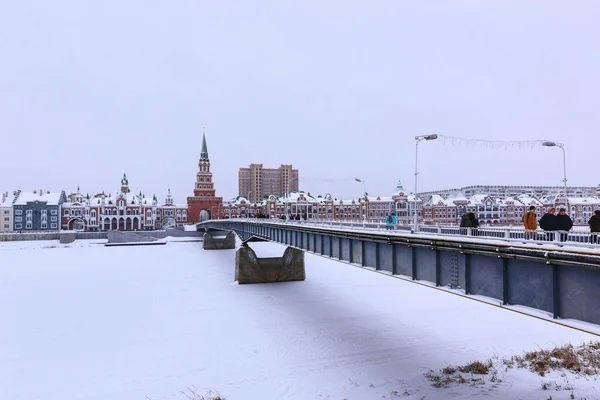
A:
[1,1,599,203]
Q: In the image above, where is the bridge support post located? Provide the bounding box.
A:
[391,244,397,275]
[411,247,417,280]
[464,253,471,294]
[235,245,306,284]
[502,258,509,305]
[552,264,560,319]
[203,231,236,250]
[435,249,440,286]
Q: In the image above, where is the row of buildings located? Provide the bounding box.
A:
[3,132,600,232]
[0,178,189,233]
[221,182,600,226]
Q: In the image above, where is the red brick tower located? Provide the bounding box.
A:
[187,130,223,222]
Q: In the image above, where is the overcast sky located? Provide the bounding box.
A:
[1,1,599,203]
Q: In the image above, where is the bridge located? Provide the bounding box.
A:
[198,219,600,326]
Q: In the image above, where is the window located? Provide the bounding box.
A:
[41,222,47,229]
[64,210,70,216]
[51,223,57,229]
[3,217,8,222]
[51,209,57,215]
[15,224,22,229]
[42,210,47,215]
[26,222,32,229]
[3,224,8,229]
[51,216,57,222]
[3,210,8,214]
[15,209,22,215]
[26,210,32,215]
[15,217,22,222]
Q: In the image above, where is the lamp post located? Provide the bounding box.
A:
[285,177,298,221]
[247,190,253,219]
[414,134,438,232]
[542,141,568,201]
[355,178,367,222]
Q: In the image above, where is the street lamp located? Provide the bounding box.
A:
[355,178,367,222]
[542,141,568,199]
[414,134,438,232]
[285,177,298,221]
[247,190,253,219]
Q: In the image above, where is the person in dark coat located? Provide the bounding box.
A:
[460,212,479,235]
[555,207,573,242]
[468,212,479,236]
[539,207,557,241]
[588,210,600,244]
[459,212,471,235]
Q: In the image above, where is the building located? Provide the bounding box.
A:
[157,188,189,228]
[187,132,223,223]
[238,164,299,203]
[13,189,67,231]
[1,191,13,232]
[61,175,188,231]
[219,180,600,227]
[419,185,598,199]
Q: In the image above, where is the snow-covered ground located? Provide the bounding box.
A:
[1,239,599,400]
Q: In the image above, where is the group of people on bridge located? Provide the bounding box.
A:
[458,206,600,243]
[524,206,600,243]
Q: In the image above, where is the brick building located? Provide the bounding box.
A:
[238,164,299,203]
[60,176,188,231]
[187,132,222,223]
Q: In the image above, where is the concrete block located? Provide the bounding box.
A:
[203,231,236,250]
[59,232,76,244]
[235,245,305,284]
[107,231,159,244]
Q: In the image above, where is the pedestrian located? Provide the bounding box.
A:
[555,207,573,242]
[523,206,537,240]
[385,213,394,230]
[468,212,479,236]
[539,207,557,241]
[460,212,470,235]
[460,212,478,235]
[589,210,600,244]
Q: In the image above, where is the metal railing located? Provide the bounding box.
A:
[231,218,599,248]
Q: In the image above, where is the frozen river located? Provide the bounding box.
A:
[1,239,599,399]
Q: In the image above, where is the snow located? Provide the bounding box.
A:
[246,241,287,258]
[1,239,600,400]
[13,191,62,205]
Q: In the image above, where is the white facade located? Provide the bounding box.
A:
[61,176,188,231]
[0,191,13,232]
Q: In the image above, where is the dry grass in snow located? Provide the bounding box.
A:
[425,341,600,393]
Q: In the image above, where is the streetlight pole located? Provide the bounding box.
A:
[247,190,253,219]
[285,177,298,222]
[542,141,568,207]
[413,134,438,232]
[355,178,367,222]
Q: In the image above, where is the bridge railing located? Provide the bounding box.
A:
[227,218,599,248]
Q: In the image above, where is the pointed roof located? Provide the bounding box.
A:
[200,127,209,161]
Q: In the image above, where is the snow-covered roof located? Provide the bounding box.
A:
[13,191,63,206]
[366,196,393,203]
[566,197,600,205]
[513,195,543,207]
[0,192,13,207]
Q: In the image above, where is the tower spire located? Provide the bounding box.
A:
[200,126,209,160]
